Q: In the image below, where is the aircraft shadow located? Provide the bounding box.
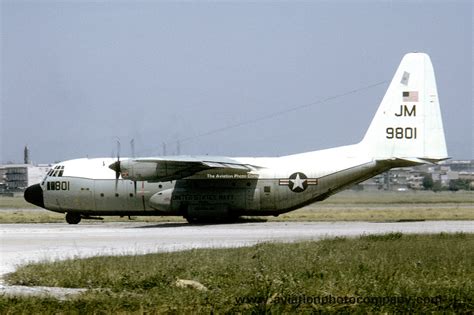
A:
[132,217,268,229]
[131,222,190,229]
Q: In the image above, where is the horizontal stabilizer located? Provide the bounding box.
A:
[377,157,451,167]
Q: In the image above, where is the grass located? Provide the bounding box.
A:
[275,204,474,222]
[314,190,474,204]
[276,191,474,222]
[0,196,34,209]
[1,190,472,223]
[1,233,472,313]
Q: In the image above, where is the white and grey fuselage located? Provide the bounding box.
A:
[35,146,398,218]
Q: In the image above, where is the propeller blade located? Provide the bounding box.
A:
[115,139,121,191]
[114,163,120,191]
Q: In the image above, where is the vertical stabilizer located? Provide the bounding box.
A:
[362,53,448,162]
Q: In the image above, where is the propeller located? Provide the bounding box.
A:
[109,139,121,192]
[109,139,139,196]
[129,139,138,195]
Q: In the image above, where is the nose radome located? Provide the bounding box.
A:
[24,184,45,208]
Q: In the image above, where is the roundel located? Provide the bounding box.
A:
[288,172,308,193]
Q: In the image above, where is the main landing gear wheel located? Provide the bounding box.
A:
[65,213,81,224]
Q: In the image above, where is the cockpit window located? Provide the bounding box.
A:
[49,165,65,177]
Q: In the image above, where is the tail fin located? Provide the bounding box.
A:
[361,53,448,163]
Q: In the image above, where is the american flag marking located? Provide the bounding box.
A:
[402,91,419,102]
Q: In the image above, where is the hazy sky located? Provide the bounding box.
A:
[1,0,472,164]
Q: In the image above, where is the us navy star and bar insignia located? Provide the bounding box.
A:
[279,172,318,193]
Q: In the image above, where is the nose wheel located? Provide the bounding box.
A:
[65,213,81,224]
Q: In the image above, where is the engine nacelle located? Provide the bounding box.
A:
[119,160,158,181]
[109,159,203,182]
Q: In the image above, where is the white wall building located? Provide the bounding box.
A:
[0,164,51,191]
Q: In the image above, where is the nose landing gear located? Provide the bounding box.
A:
[65,212,81,224]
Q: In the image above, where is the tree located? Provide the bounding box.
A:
[449,179,471,191]
[422,174,433,190]
[432,181,443,192]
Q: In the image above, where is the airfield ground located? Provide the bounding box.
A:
[1,233,472,313]
[0,191,472,313]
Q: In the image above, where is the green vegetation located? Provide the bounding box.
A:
[0,191,472,223]
[422,173,434,190]
[449,179,472,191]
[1,233,472,313]
[0,210,66,224]
[269,190,474,222]
[0,196,34,209]
[314,190,473,204]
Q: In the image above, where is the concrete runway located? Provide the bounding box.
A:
[1,221,473,278]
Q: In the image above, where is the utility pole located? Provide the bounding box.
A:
[162,142,167,156]
[130,139,135,158]
[24,146,30,164]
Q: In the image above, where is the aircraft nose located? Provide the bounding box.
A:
[24,184,45,208]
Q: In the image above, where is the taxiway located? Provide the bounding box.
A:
[1,221,473,277]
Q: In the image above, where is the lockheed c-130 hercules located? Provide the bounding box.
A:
[25,53,448,224]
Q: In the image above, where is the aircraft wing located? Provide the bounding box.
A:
[109,156,259,182]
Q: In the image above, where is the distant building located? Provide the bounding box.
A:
[0,164,51,192]
[0,168,7,191]
[354,160,473,191]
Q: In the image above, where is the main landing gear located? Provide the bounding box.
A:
[65,212,81,224]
